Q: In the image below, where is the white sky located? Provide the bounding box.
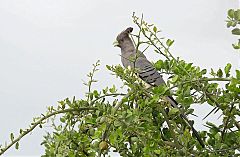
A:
[0,0,239,156]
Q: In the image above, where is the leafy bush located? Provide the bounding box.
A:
[1,11,239,157]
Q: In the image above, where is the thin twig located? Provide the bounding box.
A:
[209,145,240,153]
[87,60,100,102]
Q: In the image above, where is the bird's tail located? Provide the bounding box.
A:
[167,96,205,148]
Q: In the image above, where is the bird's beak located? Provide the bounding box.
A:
[113,40,120,47]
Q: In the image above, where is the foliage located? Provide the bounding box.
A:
[226,9,240,50]
[1,11,240,157]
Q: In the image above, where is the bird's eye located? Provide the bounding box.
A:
[127,27,133,33]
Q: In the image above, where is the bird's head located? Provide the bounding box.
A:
[113,27,133,48]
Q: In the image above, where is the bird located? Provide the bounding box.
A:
[114,27,205,148]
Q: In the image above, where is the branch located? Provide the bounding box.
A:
[168,77,230,90]
[221,102,235,142]
[90,93,126,106]
[209,145,240,153]
[86,60,100,102]
[0,107,97,156]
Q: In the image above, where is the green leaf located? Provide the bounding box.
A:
[109,132,117,144]
[224,63,232,77]
[228,9,234,18]
[232,28,240,35]
[154,150,161,154]
[103,87,108,94]
[185,108,195,115]
[234,9,240,21]
[10,133,14,141]
[68,151,75,157]
[185,63,193,71]
[201,69,207,75]
[155,60,164,70]
[93,90,99,98]
[166,39,174,47]
[217,69,223,78]
[106,65,111,70]
[183,97,194,105]
[109,85,116,93]
[153,26,157,33]
[227,21,232,28]
[60,117,66,123]
[114,120,122,127]
[171,75,179,83]
[232,43,240,49]
[99,116,106,124]
[152,85,168,95]
[15,142,19,150]
[210,68,216,76]
[227,21,237,28]
[206,121,219,128]
[236,70,240,79]
[131,137,138,142]
[169,108,179,116]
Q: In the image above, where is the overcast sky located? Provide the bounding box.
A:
[0,0,239,156]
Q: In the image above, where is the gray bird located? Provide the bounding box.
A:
[114,27,205,148]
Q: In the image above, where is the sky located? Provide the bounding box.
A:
[0,0,239,156]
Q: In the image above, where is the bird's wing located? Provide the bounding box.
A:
[135,56,166,87]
